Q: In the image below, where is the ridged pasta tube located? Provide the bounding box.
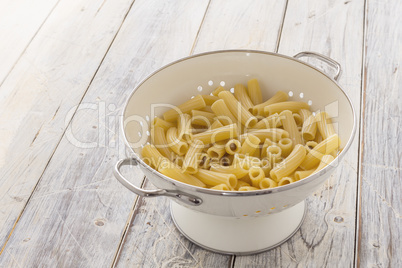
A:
[240,128,289,143]
[234,83,254,111]
[182,140,204,174]
[141,144,167,169]
[166,127,189,156]
[270,144,307,182]
[210,184,230,191]
[211,99,237,125]
[278,138,293,157]
[234,180,251,190]
[299,134,340,170]
[315,112,336,140]
[194,169,237,188]
[212,86,225,96]
[158,160,206,188]
[218,91,258,128]
[207,144,226,159]
[191,110,215,127]
[210,119,223,129]
[280,110,303,145]
[259,177,278,189]
[238,186,259,191]
[266,145,282,164]
[247,78,263,105]
[249,167,265,187]
[252,113,281,129]
[177,113,192,140]
[192,123,238,144]
[152,117,174,131]
[210,164,249,179]
[252,91,288,115]
[225,139,242,155]
[239,134,261,156]
[163,95,206,122]
[264,101,310,116]
[201,95,219,105]
[151,126,174,161]
[278,176,295,186]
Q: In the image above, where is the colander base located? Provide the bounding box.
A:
[170,200,306,255]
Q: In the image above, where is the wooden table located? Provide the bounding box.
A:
[0,0,400,267]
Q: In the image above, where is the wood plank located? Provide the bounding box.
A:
[115,0,287,266]
[0,0,135,250]
[192,0,287,53]
[0,0,218,267]
[0,0,59,84]
[358,1,402,267]
[234,0,364,266]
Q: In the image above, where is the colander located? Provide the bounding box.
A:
[114,50,356,254]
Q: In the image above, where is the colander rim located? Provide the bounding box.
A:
[121,49,357,197]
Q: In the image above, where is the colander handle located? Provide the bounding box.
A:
[114,158,203,206]
[294,51,342,81]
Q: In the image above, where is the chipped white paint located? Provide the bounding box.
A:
[0,0,136,253]
[358,1,402,267]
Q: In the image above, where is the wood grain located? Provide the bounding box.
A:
[357,1,402,267]
[235,0,364,266]
[0,0,59,84]
[192,0,287,53]
[0,0,135,252]
[0,0,217,266]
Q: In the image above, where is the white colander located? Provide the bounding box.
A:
[114,50,356,254]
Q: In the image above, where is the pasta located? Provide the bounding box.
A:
[141,79,342,191]
[211,99,237,126]
[315,111,336,140]
[151,126,174,161]
[252,91,288,115]
[218,91,258,128]
[166,127,189,155]
[239,134,261,156]
[264,101,310,116]
[247,78,263,105]
[270,144,307,182]
[193,169,237,188]
[299,109,317,141]
[234,83,254,111]
[299,134,340,170]
[163,95,206,122]
[191,123,238,144]
[225,139,242,155]
[280,110,303,146]
[182,140,204,174]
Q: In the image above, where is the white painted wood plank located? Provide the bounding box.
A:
[0,0,59,84]
[234,0,364,266]
[358,1,402,267]
[0,0,134,249]
[193,0,287,53]
[0,0,220,266]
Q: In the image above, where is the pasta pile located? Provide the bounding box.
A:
[141,79,341,191]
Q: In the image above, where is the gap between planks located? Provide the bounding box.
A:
[0,0,137,256]
[111,178,146,268]
[274,0,289,53]
[355,0,368,267]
